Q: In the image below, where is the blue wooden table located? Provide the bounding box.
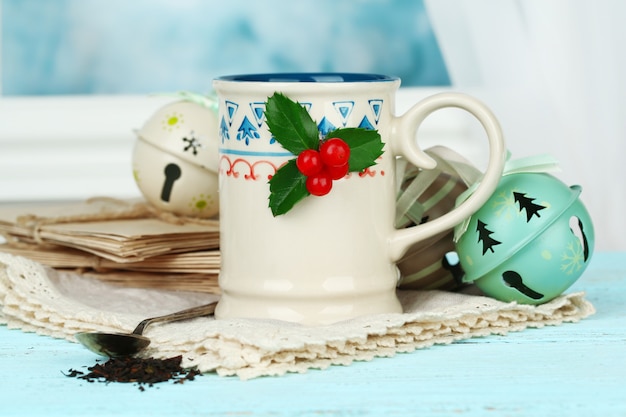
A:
[1,252,624,416]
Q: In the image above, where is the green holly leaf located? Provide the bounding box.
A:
[268,159,309,216]
[330,127,385,172]
[265,92,320,155]
[265,94,385,217]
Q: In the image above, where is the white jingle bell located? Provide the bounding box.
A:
[132,96,219,218]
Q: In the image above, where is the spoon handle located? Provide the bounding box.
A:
[131,301,218,335]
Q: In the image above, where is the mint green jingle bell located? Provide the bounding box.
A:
[455,173,594,304]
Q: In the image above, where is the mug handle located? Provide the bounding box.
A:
[388,92,506,262]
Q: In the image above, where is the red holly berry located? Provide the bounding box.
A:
[296,149,323,176]
[326,162,349,180]
[306,170,333,196]
[320,138,351,167]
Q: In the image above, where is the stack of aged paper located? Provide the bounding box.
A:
[0,198,220,293]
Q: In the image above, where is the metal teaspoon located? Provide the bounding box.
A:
[75,301,218,357]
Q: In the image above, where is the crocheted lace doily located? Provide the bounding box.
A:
[0,253,594,379]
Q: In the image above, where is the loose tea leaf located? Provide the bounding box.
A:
[65,355,201,390]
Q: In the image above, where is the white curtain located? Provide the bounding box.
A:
[426,0,626,250]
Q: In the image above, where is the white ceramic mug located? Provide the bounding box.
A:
[213,73,505,325]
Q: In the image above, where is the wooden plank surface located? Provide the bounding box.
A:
[1,252,624,416]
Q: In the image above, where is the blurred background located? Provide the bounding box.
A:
[0,0,623,250]
[1,0,449,95]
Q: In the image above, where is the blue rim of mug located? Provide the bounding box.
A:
[215,73,399,83]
